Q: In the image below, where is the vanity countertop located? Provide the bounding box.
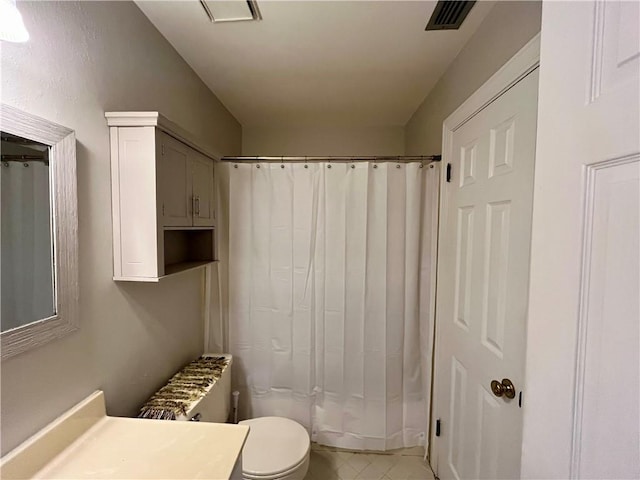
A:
[0,391,249,480]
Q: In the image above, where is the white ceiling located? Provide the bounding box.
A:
[136,1,495,128]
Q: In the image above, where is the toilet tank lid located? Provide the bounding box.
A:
[138,354,232,420]
[239,417,310,477]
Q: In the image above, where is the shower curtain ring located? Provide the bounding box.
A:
[304,156,308,169]
[281,156,285,169]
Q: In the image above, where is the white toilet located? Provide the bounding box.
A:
[142,354,310,480]
[239,417,310,480]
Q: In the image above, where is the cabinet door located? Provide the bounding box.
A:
[159,132,192,227]
[191,152,215,227]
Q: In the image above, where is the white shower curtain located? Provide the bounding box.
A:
[223,161,439,450]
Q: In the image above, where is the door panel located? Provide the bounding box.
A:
[192,152,215,227]
[476,386,500,480]
[577,160,639,479]
[160,133,192,227]
[448,356,468,480]
[434,69,539,480]
[482,200,510,357]
[454,206,474,331]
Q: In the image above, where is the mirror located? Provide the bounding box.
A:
[1,133,56,331]
[0,104,78,360]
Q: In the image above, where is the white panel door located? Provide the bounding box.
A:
[191,152,215,227]
[433,69,539,480]
[160,132,192,227]
[522,1,640,478]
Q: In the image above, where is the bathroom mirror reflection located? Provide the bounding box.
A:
[0,104,78,360]
[1,132,56,332]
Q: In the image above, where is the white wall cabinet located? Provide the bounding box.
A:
[106,112,217,282]
[159,133,215,228]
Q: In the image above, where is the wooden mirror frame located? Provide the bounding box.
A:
[1,104,79,360]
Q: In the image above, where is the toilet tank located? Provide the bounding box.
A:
[139,354,232,423]
[186,353,232,423]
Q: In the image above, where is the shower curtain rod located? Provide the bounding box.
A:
[2,154,48,164]
[221,155,441,163]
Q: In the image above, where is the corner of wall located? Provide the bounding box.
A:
[403,1,542,155]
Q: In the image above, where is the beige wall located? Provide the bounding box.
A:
[405,1,542,155]
[0,1,241,454]
[242,126,405,156]
[246,2,542,158]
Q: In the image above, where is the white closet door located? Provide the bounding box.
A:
[433,69,539,480]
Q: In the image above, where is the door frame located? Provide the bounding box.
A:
[429,33,541,466]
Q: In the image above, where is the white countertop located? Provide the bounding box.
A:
[0,391,249,480]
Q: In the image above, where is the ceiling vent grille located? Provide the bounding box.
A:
[425,1,475,31]
[200,0,261,23]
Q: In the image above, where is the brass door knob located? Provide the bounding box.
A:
[490,378,516,399]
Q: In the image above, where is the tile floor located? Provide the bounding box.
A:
[304,443,435,480]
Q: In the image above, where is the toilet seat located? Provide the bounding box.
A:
[239,417,310,480]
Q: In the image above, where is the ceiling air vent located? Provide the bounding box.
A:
[425,1,475,31]
[200,0,261,23]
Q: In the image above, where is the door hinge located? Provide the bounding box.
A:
[435,418,441,437]
[162,204,165,216]
[519,391,523,408]
[446,163,452,183]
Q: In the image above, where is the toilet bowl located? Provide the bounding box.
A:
[239,417,310,480]
[140,355,310,480]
